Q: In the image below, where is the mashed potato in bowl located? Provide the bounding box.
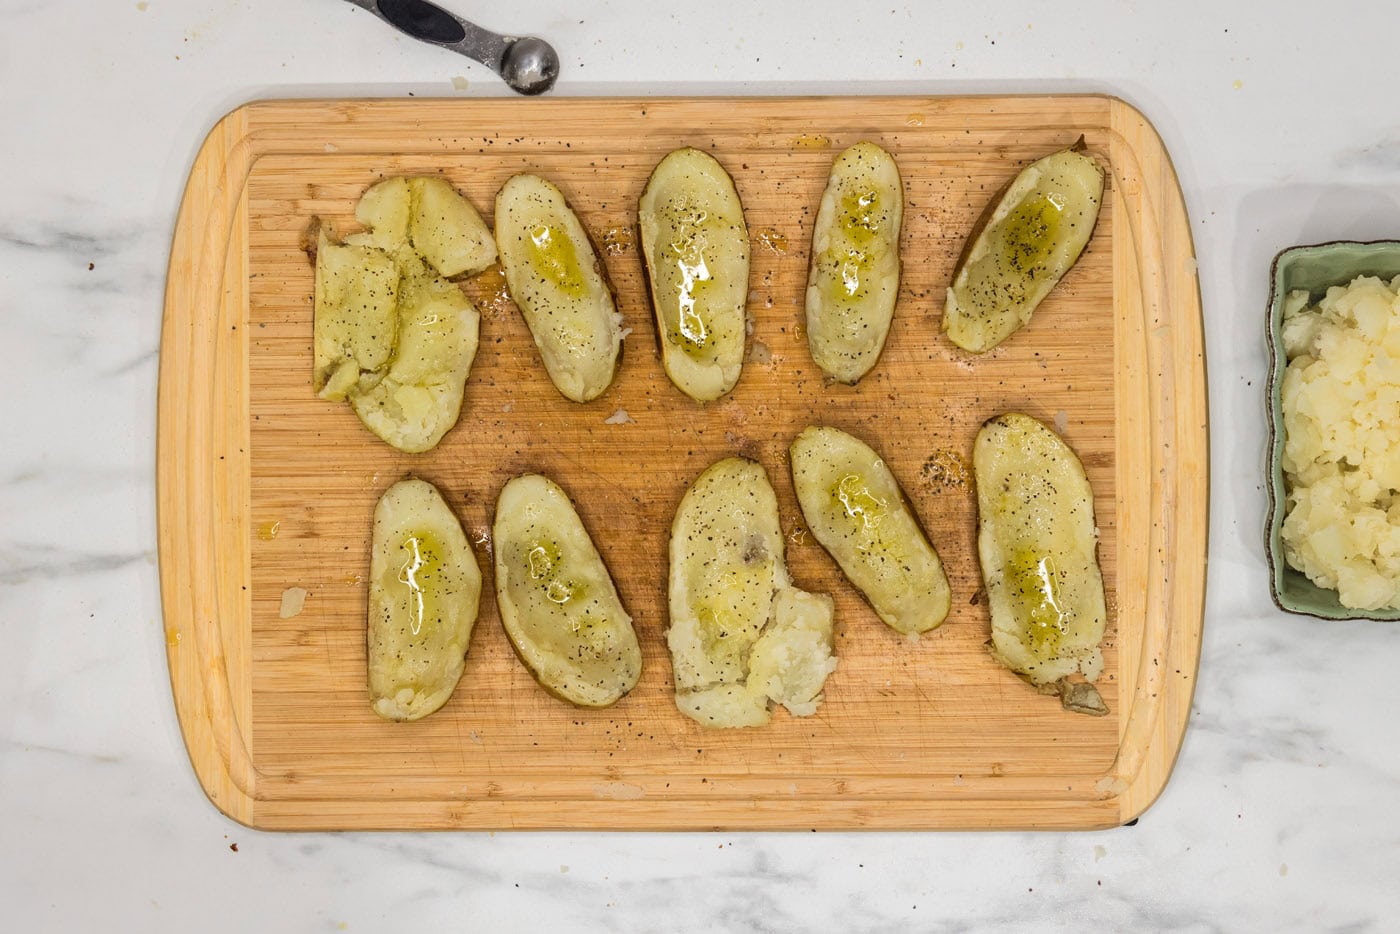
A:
[1280,274,1400,610]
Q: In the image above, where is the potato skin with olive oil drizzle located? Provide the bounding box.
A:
[367,478,482,722]
[973,413,1107,706]
[944,141,1104,353]
[494,174,623,402]
[638,148,750,402]
[804,141,903,383]
[493,474,642,708]
[789,426,951,635]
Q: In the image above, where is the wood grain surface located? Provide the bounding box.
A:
[157,95,1208,830]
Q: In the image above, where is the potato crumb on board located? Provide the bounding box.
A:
[279,587,309,619]
[604,408,635,425]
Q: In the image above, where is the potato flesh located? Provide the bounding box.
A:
[368,478,482,721]
[313,232,399,400]
[349,276,479,454]
[790,426,950,635]
[973,413,1106,685]
[673,588,837,727]
[495,174,622,402]
[493,474,642,708]
[639,148,750,402]
[805,142,903,383]
[944,147,1104,353]
[745,587,837,717]
[673,683,770,727]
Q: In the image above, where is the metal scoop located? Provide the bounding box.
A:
[345,0,560,95]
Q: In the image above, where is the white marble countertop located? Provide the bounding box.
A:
[5,0,1399,929]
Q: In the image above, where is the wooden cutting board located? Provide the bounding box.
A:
[158,95,1207,831]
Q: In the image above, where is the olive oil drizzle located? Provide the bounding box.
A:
[397,535,430,636]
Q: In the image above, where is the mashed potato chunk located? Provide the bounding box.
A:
[1280,274,1400,610]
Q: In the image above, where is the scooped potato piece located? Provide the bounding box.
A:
[493,474,642,707]
[639,148,750,402]
[494,174,623,402]
[944,142,1105,353]
[409,177,497,278]
[349,275,479,453]
[974,413,1107,692]
[746,587,837,717]
[671,585,838,728]
[367,478,482,722]
[313,231,399,400]
[805,142,903,383]
[790,426,951,635]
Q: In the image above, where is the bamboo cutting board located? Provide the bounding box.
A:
[158,96,1207,831]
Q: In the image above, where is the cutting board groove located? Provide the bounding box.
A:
[158,95,1207,830]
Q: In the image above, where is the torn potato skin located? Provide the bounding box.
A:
[311,177,492,451]
[666,457,838,728]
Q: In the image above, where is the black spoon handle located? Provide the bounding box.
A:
[344,0,510,72]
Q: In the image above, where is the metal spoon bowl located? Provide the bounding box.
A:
[499,36,559,96]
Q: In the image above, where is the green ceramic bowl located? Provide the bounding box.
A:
[1266,240,1400,620]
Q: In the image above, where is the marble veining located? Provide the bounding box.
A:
[3,0,1399,931]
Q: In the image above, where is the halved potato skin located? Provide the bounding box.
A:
[367,478,482,722]
[805,142,903,383]
[493,474,642,708]
[668,457,789,695]
[638,148,750,402]
[789,426,951,635]
[495,174,623,402]
[349,275,480,454]
[973,413,1106,686]
[944,144,1105,353]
